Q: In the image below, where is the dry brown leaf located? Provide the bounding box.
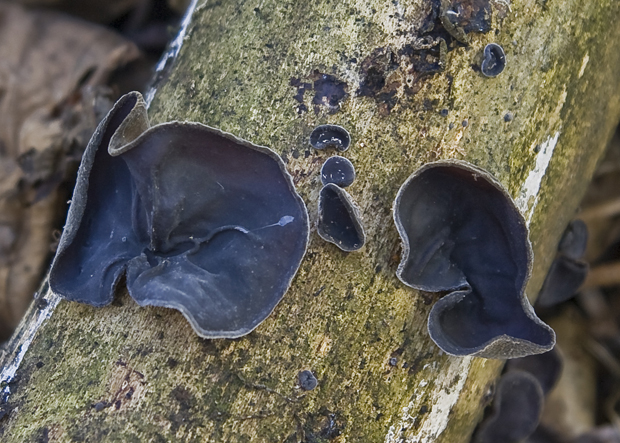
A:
[0,2,139,339]
[7,0,142,24]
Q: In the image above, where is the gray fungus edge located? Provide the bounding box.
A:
[393,160,555,359]
[49,91,310,339]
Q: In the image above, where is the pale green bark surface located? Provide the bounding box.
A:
[2,0,620,442]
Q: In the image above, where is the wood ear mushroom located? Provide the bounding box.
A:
[393,160,555,358]
[50,91,309,338]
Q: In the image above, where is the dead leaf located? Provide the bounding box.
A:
[0,2,139,339]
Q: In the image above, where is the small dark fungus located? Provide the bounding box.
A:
[298,370,318,391]
[49,91,309,338]
[474,371,544,443]
[505,347,562,394]
[440,108,449,117]
[311,72,348,112]
[536,257,588,308]
[94,402,107,412]
[504,112,514,122]
[393,160,555,358]
[440,0,492,43]
[320,156,355,188]
[318,183,365,252]
[481,43,506,78]
[536,220,589,308]
[558,219,588,260]
[309,124,351,151]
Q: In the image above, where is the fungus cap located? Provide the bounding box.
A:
[309,124,351,151]
[317,183,365,252]
[320,155,356,188]
[474,371,544,443]
[481,43,506,77]
[393,160,555,358]
[50,91,309,338]
[536,219,589,308]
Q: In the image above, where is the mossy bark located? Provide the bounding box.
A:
[2,0,620,442]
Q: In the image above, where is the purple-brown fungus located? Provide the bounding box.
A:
[49,91,309,338]
[321,156,355,188]
[481,43,506,77]
[474,371,544,443]
[393,160,555,358]
[536,219,589,308]
[317,183,365,252]
[309,124,351,152]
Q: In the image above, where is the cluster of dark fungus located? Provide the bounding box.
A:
[49,91,309,338]
[310,128,365,252]
[309,124,351,151]
[481,43,506,77]
[393,160,555,358]
[321,156,355,188]
[536,220,589,309]
[474,371,544,443]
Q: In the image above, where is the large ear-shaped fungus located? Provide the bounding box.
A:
[474,371,544,443]
[317,183,365,252]
[536,220,589,308]
[50,91,309,338]
[393,160,555,358]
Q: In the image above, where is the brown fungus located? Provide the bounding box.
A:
[536,219,589,308]
[309,124,351,152]
[49,91,309,338]
[320,155,355,188]
[317,183,365,252]
[393,160,555,358]
[474,371,544,443]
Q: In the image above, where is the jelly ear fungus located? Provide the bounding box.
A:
[473,371,544,443]
[393,160,555,358]
[536,219,589,308]
[50,91,309,338]
[317,183,365,252]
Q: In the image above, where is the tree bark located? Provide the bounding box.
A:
[2,0,620,442]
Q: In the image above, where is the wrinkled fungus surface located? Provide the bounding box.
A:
[393,160,555,358]
[309,125,351,151]
[50,91,309,338]
[320,156,355,188]
[537,219,589,308]
[481,43,506,77]
[318,183,365,252]
[474,371,544,443]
